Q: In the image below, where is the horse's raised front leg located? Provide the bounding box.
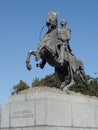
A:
[26,50,36,70]
[36,59,46,69]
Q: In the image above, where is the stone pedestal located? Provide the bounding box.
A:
[0,86,98,130]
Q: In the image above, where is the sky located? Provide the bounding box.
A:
[0,0,98,104]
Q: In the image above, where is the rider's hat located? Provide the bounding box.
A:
[60,19,67,26]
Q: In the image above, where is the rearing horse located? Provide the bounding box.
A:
[26,12,87,91]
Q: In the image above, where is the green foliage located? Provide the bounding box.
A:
[69,74,88,93]
[68,74,98,97]
[32,77,42,87]
[12,74,98,97]
[32,73,61,88]
[32,73,98,97]
[11,80,30,95]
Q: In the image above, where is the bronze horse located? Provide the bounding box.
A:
[26,12,87,91]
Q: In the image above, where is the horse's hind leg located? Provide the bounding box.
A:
[63,67,75,91]
[63,78,75,91]
[78,66,88,86]
[77,60,87,84]
[55,67,66,90]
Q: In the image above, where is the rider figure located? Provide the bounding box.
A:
[58,19,73,64]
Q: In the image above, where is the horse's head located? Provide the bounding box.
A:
[46,12,58,30]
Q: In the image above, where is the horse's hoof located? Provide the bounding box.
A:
[63,87,70,94]
[36,63,40,67]
[63,86,68,91]
[60,82,66,90]
[36,64,44,69]
[66,90,70,94]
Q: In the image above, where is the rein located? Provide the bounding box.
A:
[39,25,47,41]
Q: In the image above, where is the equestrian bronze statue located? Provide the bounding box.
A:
[26,12,87,91]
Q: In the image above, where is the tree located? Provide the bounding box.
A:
[32,73,61,88]
[11,80,30,95]
[32,77,41,87]
[32,73,98,97]
[12,74,98,97]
